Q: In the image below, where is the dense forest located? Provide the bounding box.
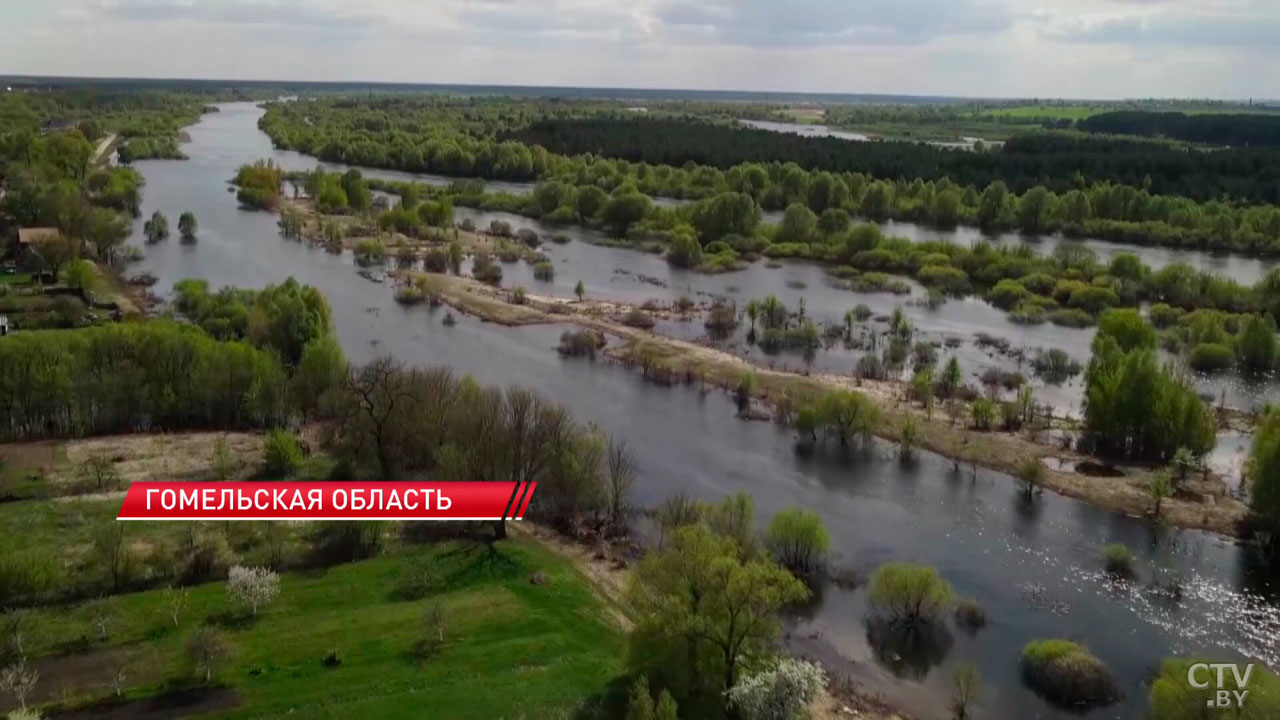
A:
[1080,111,1280,147]
[506,118,1280,204]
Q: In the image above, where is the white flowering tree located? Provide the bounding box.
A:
[724,658,826,720]
[227,565,280,615]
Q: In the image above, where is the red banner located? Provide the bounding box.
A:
[116,481,536,521]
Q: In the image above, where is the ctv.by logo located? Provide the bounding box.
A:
[1188,663,1255,708]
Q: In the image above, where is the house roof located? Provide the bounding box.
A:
[17,228,59,245]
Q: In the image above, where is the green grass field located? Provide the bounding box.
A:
[985,104,1103,121]
[10,535,628,719]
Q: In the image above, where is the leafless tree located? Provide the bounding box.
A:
[186,627,228,683]
[0,659,38,709]
[605,437,637,534]
[163,586,189,627]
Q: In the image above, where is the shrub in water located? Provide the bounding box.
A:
[1021,639,1119,708]
[1102,544,1135,578]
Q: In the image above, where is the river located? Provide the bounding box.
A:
[124,102,1279,720]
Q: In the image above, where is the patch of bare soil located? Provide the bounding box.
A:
[51,687,239,720]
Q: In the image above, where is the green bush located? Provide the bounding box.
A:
[764,507,830,575]
[1021,639,1118,708]
[263,429,304,477]
[1188,343,1235,372]
[867,562,954,626]
[1102,544,1135,577]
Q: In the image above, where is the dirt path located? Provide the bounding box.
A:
[92,133,118,165]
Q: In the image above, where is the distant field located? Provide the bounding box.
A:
[987,104,1280,120]
[985,105,1103,120]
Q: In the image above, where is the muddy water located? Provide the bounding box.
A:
[123,102,1279,720]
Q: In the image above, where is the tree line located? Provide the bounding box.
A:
[1080,111,1280,147]
[506,117,1280,204]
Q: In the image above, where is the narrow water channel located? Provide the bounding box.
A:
[125,102,1279,720]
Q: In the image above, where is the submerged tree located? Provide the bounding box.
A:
[178,211,198,241]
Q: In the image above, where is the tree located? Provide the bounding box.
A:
[164,586,190,627]
[186,627,229,683]
[575,279,586,302]
[77,453,119,491]
[775,203,817,244]
[1017,458,1044,498]
[626,675,656,720]
[31,231,77,278]
[143,210,169,242]
[899,418,920,461]
[867,562,955,627]
[764,507,829,575]
[654,690,679,720]
[626,525,808,702]
[1148,657,1279,719]
[1096,308,1156,352]
[940,356,962,398]
[0,659,37,710]
[178,211,198,241]
[1249,409,1280,546]
[422,599,446,647]
[605,438,636,534]
[263,429,303,477]
[92,521,132,590]
[1237,314,1279,373]
[447,240,463,274]
[725,658,826,720]
[62,259,96,292]
[602,192,652,236]
[951,663,981,720]
[84,207,130,265]
[227,565,280,615]
[85,596,113,640]
[211,434,236,481]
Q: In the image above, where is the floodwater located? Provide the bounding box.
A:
[124,102,1279,720]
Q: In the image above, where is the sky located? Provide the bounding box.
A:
[0,0,1276,99]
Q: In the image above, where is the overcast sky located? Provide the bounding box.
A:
[1,0,1275,99]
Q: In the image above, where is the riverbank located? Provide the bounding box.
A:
[401,268,1251,538]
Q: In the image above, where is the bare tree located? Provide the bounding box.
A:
[85,597,112,641]
[186,628,228,683]
[92,521,131,590]
[1,609,27,657]
[109,657,128,697]
[605,437,637,535]
[77,454,120,492]
[227,566,280,615]
[342,357,417,480]
[0,659,38,709]
[423,600,446,645]
[163,586,189,627]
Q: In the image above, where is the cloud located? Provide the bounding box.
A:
[655,0,1014,47]
[88,0,380,28]
[0,0,1277,98]
[1049,11,1280,47]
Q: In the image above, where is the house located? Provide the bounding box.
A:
[15,227,59,278]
